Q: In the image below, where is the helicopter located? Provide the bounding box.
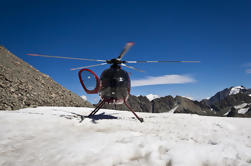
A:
[27,42,199,122]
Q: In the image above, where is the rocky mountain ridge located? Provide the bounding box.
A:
[0,46,92,110]
[103,86,251,117]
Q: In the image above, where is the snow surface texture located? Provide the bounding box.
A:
[146,94,160,101]
[229,86,245,95]
[1,107,251,166]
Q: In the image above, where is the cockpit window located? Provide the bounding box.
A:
[78,69,99,94]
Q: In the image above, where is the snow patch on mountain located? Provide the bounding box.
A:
[229,86,245,95]
[146,94,159,101]
[224,110,231,116]
[234,103,248,109]
[234,103,250,114]
[1,107,251,166]
[238,108,249,114]
[168,105,179,113]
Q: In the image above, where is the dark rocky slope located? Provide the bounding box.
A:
[0,46,92,110]
[103,86,251,117]
[201,86,251,117]
[102,94,214,116]
[102,95,152,113]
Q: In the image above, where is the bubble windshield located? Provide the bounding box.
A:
[80,70,97,91]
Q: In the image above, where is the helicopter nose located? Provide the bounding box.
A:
[111,78,117,87]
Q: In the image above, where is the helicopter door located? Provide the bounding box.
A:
[78,68,99,94]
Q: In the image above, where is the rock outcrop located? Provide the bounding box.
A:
[201,86,251,117]
[102,95,152,113]
[0,46,92,110]
[102,86,251,117]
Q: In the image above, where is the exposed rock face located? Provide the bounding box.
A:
[201,87,251,117]
[103,86,251,117]
[151,96,175,113]
[103,95,214,116]
[203,86,249,106]
[0,46,92,110]
[174,96,214,116]
[102,95,152,113]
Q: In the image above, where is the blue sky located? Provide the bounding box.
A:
[1,0,251,103]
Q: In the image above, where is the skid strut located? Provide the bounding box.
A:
[88,100,106,117]
[124,98,144,123]
[88,98,144,122]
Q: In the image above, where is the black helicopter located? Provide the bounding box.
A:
[27,42,199,122]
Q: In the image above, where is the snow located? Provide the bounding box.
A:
[81,95,87,101]
[229,86,245,95]
[1,107,251,166]
[234,103,250,114]
[234,103,248,109]
[238,108,250,114]
[168,105,179,113]
[224,110,231,116]
[249,94,251,97]
[146,94,159,101]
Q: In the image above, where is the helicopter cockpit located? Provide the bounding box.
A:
[99,66,130,102]
[78,65,130,104]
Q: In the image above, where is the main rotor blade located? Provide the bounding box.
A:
[117,42,135,60]
[70,63,107,71]
[125,60,200,63]
[121,64,145,72]
[27,54,106,62]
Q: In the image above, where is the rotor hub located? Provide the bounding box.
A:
[106,59,126,65]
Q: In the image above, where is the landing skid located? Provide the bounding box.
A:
[88,98,144,123]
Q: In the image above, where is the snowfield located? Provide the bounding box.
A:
[1,107,251,166]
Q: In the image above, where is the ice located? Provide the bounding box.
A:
[1,107,251,166]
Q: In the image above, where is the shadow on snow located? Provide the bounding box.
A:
[67,112,118,124]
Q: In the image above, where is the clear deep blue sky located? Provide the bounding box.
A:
[1,0,251,102]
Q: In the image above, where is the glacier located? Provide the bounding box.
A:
[0,107,251,166]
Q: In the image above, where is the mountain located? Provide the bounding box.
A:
[201,86,251,117]
[103,86,251,117]
[0,46,92,110]
[102,94,215,116]
[202,86,250,106]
